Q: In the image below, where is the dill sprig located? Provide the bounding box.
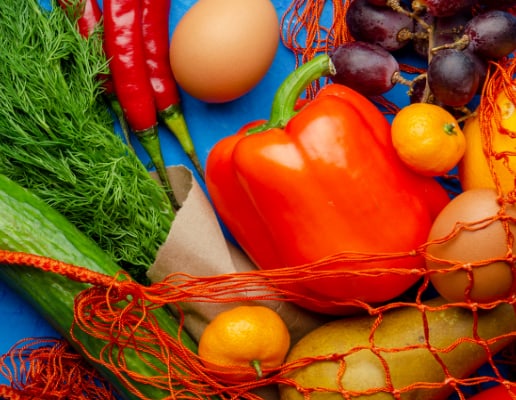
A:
[0,0,174,284]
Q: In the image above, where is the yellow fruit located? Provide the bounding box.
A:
[391,103,466,176]
[459,87,516,194]
[198,305,290,380]
[279,298,516,400]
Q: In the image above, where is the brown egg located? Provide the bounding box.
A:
[426,188,515,302]
[169,0,279,103]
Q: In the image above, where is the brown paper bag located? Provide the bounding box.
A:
[147,166,328,344]
[147,167,329,400]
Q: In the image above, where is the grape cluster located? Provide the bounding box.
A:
[329,0,516,108]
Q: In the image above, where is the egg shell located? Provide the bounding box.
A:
[426,188,515,303]
[169,0,280,103]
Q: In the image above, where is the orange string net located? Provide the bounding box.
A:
[281,0,351,69]
[0,7,515,400]
[478,57,516,200]
[281,0,351,99]
[0,337,115,400]
[0,224,515,400]
[279,0,424,107]
[280,0,515,115]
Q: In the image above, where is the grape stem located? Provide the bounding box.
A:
[410,0,427,14]
[387,0,430,30]
[456,109,477,123]
[392,71,413,87]
[386,0,434,104]
[407,73,428,99]
[431,34,470,53]
[420,17,437,103]
[391,0,478,114]
[398,28,424,43]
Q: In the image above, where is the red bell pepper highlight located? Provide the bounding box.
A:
[468,385,516,400]
[205,54,450,315]
[57,0,133,151]
[104,0,179,211]
[141,0,204,179]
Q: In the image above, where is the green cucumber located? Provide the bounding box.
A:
[0,174,198,400]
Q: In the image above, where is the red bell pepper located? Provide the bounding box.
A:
[467,385,516,400]
[205,55,450,315]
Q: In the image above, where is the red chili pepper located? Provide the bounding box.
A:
[141,0,204,179]
[104,0,179,211]
[58,0,133,151]
[58,0,102,37]
[205,55,451,315]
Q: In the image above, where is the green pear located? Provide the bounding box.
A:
[280,298,515,400]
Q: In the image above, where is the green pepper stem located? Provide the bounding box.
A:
[248,54,335,134]
[135,126,179,213]
[160,104,205,181]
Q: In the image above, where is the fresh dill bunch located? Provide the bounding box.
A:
[0,0,174,284]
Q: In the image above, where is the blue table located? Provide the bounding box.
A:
[1,0,471,395]
[0,0,301,364]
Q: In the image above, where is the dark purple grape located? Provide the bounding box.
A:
[408,76,451,109]
[408,75,429,103]
[345,0,414,51]
[422,0,478,17]
[427,48,480,107]
[432,12,471,47]
[478,0,516,9]
[412,12,471,58]
[366,0,414,8]
[464,10,516,59]
[412,11,434,58]
[366,0,390,6]
[463,49,488,92]
[329,41,400,96]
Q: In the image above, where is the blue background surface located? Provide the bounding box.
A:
[0,0,326,383]
[1,0,488,396]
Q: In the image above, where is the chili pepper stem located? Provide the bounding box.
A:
[160,104,205,181]
[106,95,134,152]
[248,54,335,134]
[135,126,180,212]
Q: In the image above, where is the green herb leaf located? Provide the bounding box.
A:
[0,0,174,284]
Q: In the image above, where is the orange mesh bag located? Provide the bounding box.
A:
[1,2,516,400]
[0,229,514,400]
[1,68,516,394]
[0,337,116,400]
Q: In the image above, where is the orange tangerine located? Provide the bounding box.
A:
[198,305,290,380]
[391,102,466,177]
[459,87,516,194]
